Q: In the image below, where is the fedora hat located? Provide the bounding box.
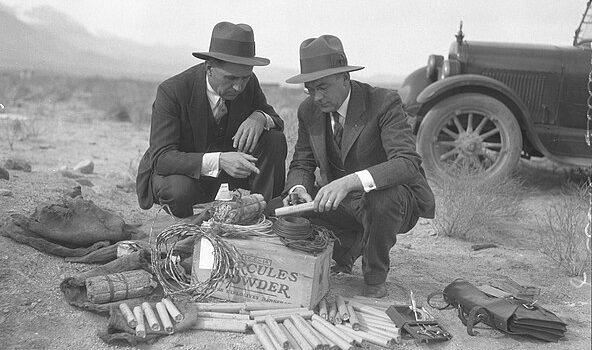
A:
[286,35,364,84]
[193,22,270,66]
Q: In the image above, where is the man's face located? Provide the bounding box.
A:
[208,63,252,100]
[304,74,349,113]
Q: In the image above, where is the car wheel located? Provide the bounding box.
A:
[417,93,522,181]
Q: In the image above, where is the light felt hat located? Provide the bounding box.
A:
[193,22,270,67]
[286,35,364,84]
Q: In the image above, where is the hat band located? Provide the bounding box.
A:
[300,53,348,74]
[209,37,255,58]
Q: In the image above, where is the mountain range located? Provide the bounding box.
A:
[0,4,402,86]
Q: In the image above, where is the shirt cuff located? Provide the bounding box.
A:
[201,152,221,177]
[355,170,377,192]
[288,185,306,194]
[256,110,275,130]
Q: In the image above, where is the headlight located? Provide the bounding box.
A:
[439,59,461,80]
[426,54,444,81]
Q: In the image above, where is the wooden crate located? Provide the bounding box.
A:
[192,236,332,309]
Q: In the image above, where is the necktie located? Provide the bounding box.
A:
[332,112,343,148]
[213,97,227,124]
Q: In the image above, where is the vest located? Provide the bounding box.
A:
[206,100,232,152]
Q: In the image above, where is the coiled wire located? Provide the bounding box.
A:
[272,216,335,254]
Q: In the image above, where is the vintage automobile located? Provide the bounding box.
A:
[400,4,592,181]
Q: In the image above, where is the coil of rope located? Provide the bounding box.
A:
[272,216,336,254]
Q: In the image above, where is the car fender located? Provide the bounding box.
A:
[415,74,549,159]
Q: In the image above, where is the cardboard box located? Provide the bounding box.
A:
[192,236,332,309]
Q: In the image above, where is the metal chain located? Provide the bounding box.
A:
[571,49,592,288]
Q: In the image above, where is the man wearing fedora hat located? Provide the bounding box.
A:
[136,22,287,218]
[281,35,435,297]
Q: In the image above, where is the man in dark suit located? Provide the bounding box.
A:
[136,22,286,218]
[281,35,435,297]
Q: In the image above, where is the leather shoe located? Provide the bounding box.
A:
[330,263,353,275]
[363,283,387,298]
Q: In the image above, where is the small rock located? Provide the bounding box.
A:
[0,189,13,196]
[75,178,94,187]
[0,167,8,180]
[4,158,31,172]
[60,170,82,179]
[74,160,94,174]
[116,180,136,193]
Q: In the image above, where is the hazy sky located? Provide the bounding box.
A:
[1,0,588,79]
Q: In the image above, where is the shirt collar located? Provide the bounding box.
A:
[206,75,220,110]
[336,88,351,119]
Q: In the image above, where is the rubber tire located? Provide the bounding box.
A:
[417,93,522,182]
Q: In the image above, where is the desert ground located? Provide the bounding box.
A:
[0,73,590,349]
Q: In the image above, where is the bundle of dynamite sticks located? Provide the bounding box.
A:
[118,298,183,337]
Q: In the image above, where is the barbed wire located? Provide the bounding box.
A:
[571,48,592,289]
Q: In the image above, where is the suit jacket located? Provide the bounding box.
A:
[285,80,435,218]
[136,63,283,209]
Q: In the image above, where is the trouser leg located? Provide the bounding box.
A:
[360,185,419,285]
[249,130,287,201]
[152,174,219,218]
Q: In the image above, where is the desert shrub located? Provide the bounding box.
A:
[537,182,591,277]
[430,168,524,241]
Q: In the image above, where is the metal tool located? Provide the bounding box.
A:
[410,290,419,321]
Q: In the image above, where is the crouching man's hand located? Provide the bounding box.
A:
[219,152,259,178]
[314,174,362,213]
[282,186,313,207]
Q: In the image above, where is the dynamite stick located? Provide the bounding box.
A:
[156,302,174,334]
[141,302,161,331]
[335,296,349,321]
[311,314,355,345]
[194,302,244,313]
[192,318,249,333]
[252,323,276,350]
[334,313,342,325]
[262,324,284,350]
[346,305,360,331]
[244,302,302,311]
[132,305,146,338]
[162,298,183,322]
[264,315,290,349]
[347,300,388,319]
[306,320,332,349]
[327,300,337,323]
[310,319,354,350]
[334,324,364,345]
[253,310,314,323]
[274,202,315,216]
[196,311,250,320]
[279,323,302,350]
[338,324,393,348]
[250,307,310,318]
[290,314,323,350]
[118,303,137,328]
[318,299,328,320]
[284,319,313,350]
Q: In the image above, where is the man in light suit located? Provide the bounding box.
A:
[136,22,286,218]
[281,35,435,297]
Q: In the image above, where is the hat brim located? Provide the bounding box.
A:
[285,66,364,84]
[192,52,270,66]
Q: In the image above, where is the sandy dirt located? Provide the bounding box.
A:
[0,109,590,350]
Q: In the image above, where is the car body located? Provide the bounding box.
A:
[400,7,592,180]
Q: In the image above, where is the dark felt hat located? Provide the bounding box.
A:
[286,35,364,84]
[193,22,270,66]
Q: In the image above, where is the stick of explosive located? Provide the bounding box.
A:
[274,202,315,216]
[118,303,137,328]
[155,302,174,334]
[252,323,276,350]
[318,298,328,320]
[335,295,349,322]
[142,302,161,331]
[132,306,146,338]
[162,298,183,322]
[264,315,290,349]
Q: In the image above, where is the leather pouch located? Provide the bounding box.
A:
[442,279,566,342]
